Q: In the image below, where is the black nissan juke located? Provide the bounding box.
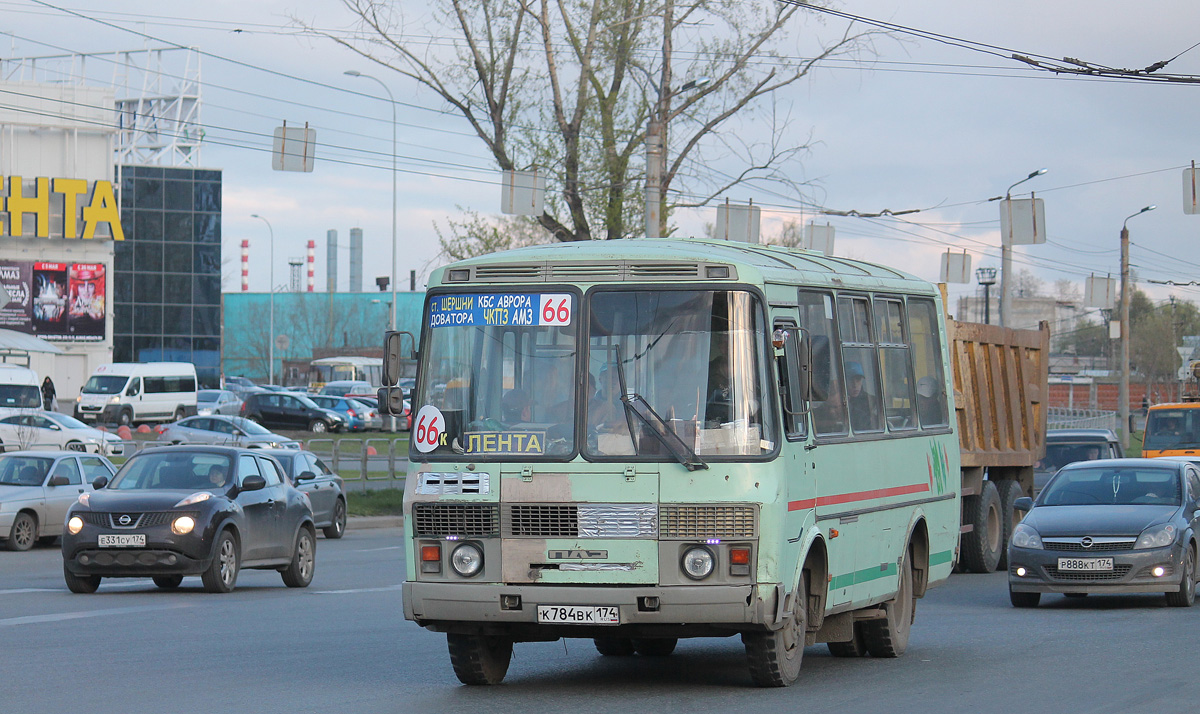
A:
[61,445,316,594]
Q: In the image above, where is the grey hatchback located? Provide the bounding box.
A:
[1009,457,1200,608]
[157,416,300,450]
[256,448,347,539]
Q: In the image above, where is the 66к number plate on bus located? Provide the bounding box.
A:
[536,605,619,625]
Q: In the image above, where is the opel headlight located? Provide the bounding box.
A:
[67,516,84,534]
[1011,523,1044,550]
[681,546,715,580]
[1135,523,1177,550]
[450,543,484,577]
[174,492,211,507]
[172,515,196,535]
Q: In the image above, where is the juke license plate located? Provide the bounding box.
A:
[536,605,620,625]
[98,534,146,548]
[1057,557,1114,572]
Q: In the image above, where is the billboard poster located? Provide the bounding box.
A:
[0,260,106,342]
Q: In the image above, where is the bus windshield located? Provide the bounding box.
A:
[1144,408,1200,451]
[586,289,775,458]
[411,288,775,461]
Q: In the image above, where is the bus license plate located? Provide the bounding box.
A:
[98,534,145,548]
[1057,557,1113,572]
[536,605,620,625]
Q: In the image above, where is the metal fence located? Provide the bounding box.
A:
[1047,407,1119,432]
[304,438,407,491]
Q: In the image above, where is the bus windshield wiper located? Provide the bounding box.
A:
[620,393,708,472]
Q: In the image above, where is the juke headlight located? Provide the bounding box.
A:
[171,515,196,535]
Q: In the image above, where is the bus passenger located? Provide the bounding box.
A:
[916,376,945,426]
[502,388,532,424]
[846,361,880,431]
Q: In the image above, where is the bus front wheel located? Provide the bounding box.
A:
[447,633,512,685]
[743,575,806,687]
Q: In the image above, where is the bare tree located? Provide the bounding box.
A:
[319,0,878,247]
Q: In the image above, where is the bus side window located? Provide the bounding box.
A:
[907,298,949,428]
[837,295,884,434]
[874,297,916,431]
[774,319,806,440]
[798,290,846,436]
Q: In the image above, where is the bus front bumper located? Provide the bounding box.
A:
[403,581,779,638]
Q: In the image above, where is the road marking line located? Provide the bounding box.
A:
[354,546,403,552]
[0,588,59,595]
[313,584,404,595]
[0,603,192,628]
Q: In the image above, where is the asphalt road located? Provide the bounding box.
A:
[4,530,1196,714]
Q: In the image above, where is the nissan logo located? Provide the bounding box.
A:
[1081,536,1094,548]
[118,514,132,526]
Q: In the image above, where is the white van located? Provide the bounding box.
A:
[0,365,43,415]
[75,363,198,425]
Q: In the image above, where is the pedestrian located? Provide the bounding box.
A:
[40,376,57,412]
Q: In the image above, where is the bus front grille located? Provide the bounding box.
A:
[659,505,756,539]
[506,504,579,537]
[412,503,500,537]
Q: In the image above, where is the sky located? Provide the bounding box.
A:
[2,0,1199,322]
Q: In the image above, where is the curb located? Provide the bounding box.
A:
[347,515,405,530]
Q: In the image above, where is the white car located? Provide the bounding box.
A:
[0,412,125,456]
[0,450,117,550]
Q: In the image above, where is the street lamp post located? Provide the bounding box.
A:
[250,214,275,385]
[999,168,1048,327]
[1119,205,1156,447]
[643,76,709,239]
[345,70,398,331]
[976,266,997,325]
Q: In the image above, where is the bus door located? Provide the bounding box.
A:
[773,310,815,596]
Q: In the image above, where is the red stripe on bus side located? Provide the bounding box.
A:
[787,482,931,512]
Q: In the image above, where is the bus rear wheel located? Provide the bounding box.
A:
[743,574,806,687]
[447,633,512,685]
[862,551,915,657]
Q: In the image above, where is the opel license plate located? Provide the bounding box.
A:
[1057,557,1113,571]
[536,605,619,625]
[98,534,145,548]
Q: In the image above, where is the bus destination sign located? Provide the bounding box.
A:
[429,293,572,328]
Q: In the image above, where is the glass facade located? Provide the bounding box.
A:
[115,165,222,387]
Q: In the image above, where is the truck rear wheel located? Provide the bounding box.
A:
[447,633,512,685]
[995,479,1023,570]
[960,481,1002,573]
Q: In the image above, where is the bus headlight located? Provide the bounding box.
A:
[681,546,715,580]
[450,543,484,577]
[67,516,84,535]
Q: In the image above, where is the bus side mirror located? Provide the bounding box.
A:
[378,387,406,416]
[382,331,417,386]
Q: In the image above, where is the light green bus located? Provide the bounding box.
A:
[391,237,960,687]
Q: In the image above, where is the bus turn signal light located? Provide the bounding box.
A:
[421,544,442,574]
[730,548,751,565]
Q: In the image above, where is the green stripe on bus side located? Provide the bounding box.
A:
[829,550,953,589]
[829,562,896,590]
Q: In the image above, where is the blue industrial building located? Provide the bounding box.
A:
[221,290,424,385]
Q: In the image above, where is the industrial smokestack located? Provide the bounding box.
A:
[306,240,315,292]
[349,227,363,293]
[241,239,249,292]
[326,229,337,292]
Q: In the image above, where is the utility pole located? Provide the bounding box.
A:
[998,169,1047,327]
[1120,205,1156,448]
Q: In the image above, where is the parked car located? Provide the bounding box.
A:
[196,389,243,416]
[0,451,116,550]
[1034,428,1124,495]
[309,395,379,431]
[241,392,346,433]
[157,415,300,449]
[75,362,198,425]
[0,412,126,456]
[354,395,411,431]
[1008,457,1200,608]
[257,448,346,539]
[320,380,374,397]
[61,446,316,593]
